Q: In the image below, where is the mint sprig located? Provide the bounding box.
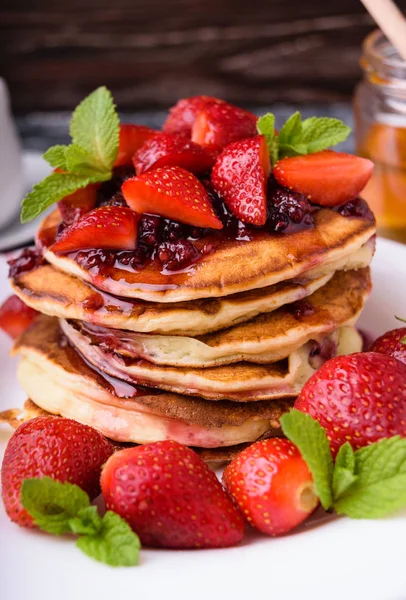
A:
[21,86,119,224]
[21,477,140,567]
[281,410,406,519]
[257,111,351,166]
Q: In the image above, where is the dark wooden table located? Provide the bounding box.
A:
[3,0,402,113]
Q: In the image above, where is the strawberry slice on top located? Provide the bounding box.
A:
[51,206,140,254]
[192,101,258,147]
[163,95,225,136]
[122,166,223,230]
[211,135,271,226]
[114,124,158,167]
[57,183,99,224]
[273,150,374,207]
[133,133,219,175]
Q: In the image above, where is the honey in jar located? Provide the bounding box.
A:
[354,29,406,243]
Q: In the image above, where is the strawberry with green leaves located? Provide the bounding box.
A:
[1,417,140,567]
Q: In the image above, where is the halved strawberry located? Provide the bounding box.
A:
[51,206,140,254]
[57,184,99,224]
[122,166,223,230]
[133,133,218,175]
[114,124,158,167]
[211,135,270,226]
[163,96,225,136]
[192,102,258,147]
[273,150,374,207]
[0,295,38,339]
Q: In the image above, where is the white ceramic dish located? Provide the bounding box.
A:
[0,151,52,252]
[0,238,405,600]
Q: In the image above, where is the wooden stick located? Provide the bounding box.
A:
[361,0,406,62]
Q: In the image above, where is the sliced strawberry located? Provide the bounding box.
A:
[211,135,270,226]
[51,206,140,254]
[0,295,38,340]
[163,96,225,136]
[114,124,158,167]
[192,102,258,147]
[133,133,218,175]
[122,166,223,230]
[57,184,99,224]
[273,150,374,207]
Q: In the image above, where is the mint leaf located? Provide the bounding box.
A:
[278,112,306,157]
[257,113,278,165]
[281,410,333,510]
[43,145,68,170]
[332,467,358,500]
[70,86,119,172]
[76,511,140,567]
[334,436,406,518]
[21,477,90,535]
[65,144,109,176]
[21,171,107,223]
[300,117,351,154]
[69,506,103,536]
[335,442,355,472]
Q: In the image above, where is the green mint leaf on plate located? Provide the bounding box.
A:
[335,442,355,472]
[21,477,90,535]
[21,171,105,223]
[334,436,406,518]
[332,467,358,501]
[68,505,103,536]
[281,410,334,510]
[70,86,119,172]
[76,511,141,567]
[257,113,278,165]
[43,145,68,170]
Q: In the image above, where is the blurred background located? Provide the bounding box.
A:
[0,0,398,113]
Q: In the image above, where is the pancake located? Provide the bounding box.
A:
[12,265,335,336]
[61,268,371,367]
[0,400,258,466]
[13,317,292,448]
[39,207,376,302]
[64,319,363,401]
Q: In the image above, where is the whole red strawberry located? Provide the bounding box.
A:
[295,352,406,455]
[1,416,114,528]
[211,135,270,225]
[370,327,406,365]
[101,440,245,549]
[223,438,318,536]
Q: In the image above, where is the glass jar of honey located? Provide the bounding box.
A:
[354,29,406,243]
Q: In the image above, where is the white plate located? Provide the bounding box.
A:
[0,238,405,600]
[0,151,52,252]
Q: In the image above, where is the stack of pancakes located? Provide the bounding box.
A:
[10,207,375,458]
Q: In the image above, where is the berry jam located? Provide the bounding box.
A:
[337,197,375,221]
[8,247,42,279]
[289,299,316,320]
[267,183,315,233]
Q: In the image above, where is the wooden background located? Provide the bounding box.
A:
[2,0,406,113]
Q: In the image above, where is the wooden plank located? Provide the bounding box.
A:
[1,0,401,112]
